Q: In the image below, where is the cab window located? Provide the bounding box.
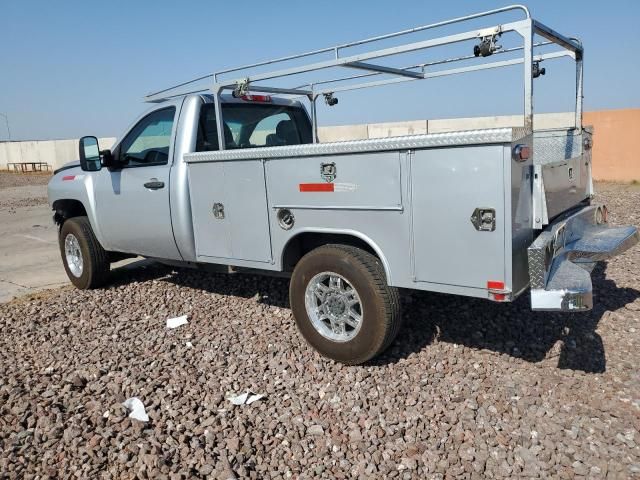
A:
[196,103,311,152]
[120,107,175,166]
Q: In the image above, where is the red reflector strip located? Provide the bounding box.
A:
[62,175,75,181]
[487,281,505,290]
[299,183,334,192]
[493,293,506,301]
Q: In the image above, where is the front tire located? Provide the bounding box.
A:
[59,216,110,289]
[289,244,401,364]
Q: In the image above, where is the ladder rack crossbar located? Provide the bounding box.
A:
[145,4,533,102]
[315,50,573,96]
[291,40,553,90]
[210,4,531,80]
[141,5,584,151]
[211,23,523,91]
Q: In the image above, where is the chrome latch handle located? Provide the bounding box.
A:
[470,207,496,232]
[212,202,225,219]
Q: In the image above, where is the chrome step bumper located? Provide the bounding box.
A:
[528,205,638,311]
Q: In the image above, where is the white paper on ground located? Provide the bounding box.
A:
[166,315,188,329]
[122,397,150,422]
[227,391,265,406]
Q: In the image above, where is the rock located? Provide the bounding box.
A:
[199,464,214,476]
[306,425,324,436]
[572,461,589,476]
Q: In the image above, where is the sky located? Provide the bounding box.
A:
[1,0,639,141]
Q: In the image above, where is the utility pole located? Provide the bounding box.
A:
[0,113,11,141]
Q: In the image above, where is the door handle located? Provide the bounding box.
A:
[144,179,165,190]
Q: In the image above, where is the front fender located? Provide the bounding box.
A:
[47,169,107,247]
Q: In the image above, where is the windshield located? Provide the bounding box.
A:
[196,103,312,152]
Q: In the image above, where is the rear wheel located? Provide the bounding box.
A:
[289,244,401,364]
[59,216,110,289]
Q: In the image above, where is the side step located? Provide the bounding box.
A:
[528,206,638,312]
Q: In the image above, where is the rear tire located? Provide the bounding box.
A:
[59,216,110,289]
[289,244,401,364]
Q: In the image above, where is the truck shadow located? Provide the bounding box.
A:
[374,263,639,373]
[109,261,638,373]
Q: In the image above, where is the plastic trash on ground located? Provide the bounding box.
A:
[227,391,265,406]
[166,315,188,329]
[122,397,150,422]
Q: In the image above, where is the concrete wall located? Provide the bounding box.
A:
[315,112,578,140]
[316,110,639,182]
[1,109,638,181]
[0,138,116,171]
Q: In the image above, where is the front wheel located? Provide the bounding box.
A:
[59,216,110,289]
[289,244,402,364]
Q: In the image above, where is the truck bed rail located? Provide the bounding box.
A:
[184,128,522,163]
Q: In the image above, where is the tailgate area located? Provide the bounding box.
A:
[533,128,593,226]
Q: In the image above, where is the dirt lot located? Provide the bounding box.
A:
[0,180,639,479]
[0,172,50,211]
[0,171,51,189]
[0,172,69,302]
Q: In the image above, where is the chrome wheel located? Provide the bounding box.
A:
[304,272,363,342]
[64,233,83,278]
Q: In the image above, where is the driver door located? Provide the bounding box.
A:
[94,106,181,260]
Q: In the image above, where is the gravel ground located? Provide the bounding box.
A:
[0,173,50,211]
[0,183,639,479]
[0,172,52,189]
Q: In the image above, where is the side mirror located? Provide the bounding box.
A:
[79,136,102,172]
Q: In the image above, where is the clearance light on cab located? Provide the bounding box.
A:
[240,94,272,102]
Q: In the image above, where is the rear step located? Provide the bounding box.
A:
[528,206,639,311]
[566,225,639,263]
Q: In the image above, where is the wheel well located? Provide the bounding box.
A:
[282,232,381,272]
[52,199,87,227]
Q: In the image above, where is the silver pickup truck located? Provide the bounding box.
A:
[48,5,638,364]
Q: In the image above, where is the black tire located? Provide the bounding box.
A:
[289,244,401,364]
[59,216,110,289]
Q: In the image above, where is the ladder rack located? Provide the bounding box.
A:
[144,4,583,149]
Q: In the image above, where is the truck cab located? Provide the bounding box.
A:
[50,94,312,262]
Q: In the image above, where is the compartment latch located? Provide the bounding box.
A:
[470,207,496,232]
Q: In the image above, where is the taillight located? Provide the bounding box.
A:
[513,144,530,162]
[241,94,272,102]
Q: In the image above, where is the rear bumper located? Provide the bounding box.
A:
[528,205,638,311]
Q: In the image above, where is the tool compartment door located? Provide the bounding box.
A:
[411,146,505,289]
[188,160,272,263]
